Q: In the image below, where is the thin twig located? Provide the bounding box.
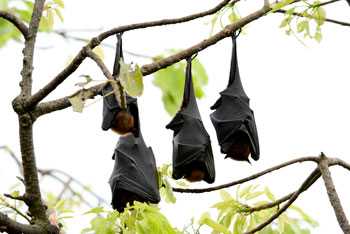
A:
[173,156,320,193]
[0,10,32,39]
[319,154,350,234]
[244,168,322,234]
[86,49,126,109]
[0,146,23,175]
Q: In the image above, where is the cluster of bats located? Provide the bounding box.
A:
[101,32,259,212]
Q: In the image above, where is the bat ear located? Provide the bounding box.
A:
[210,97,222,110]
[165,112,184,133]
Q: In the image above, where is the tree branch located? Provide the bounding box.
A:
[275,9,350,27]
[319,154,350,234]
[140,5,271,76]
[86,49,126,109]
[24,0,238,108]
[244,167,322,234]
[173,156,320,193]
[33,83,104,117]
[0,10,32,39]
[0,212,43,234]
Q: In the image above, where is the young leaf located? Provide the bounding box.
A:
[312,7,326,26]
[264,187,276,201]
[269,0,296,13]
[53,0,65,8]
[10,190,19,198]
[245,191,264,200]
[76,75,93,87]
[47,9,54,29]
[239,185,253,198]
[203,218,230,234]
[198,212,211,225]
[54,8,64,23]
[220,190,232,201]
[83,207,106,215]
[119,59,144,97]
[278,216,285,233]
[55,199,66,210]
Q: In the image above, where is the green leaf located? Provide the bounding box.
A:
[54,8,64,23]
[245,191,264,200]
[220,190,232,201]
[297,20,308,33]
[10,190,19,198]
[68,89,94,113]
[315,32,322,43]
[264,187,276,201]
[53,0,65,8]
[279,17,290,28]
[47,9,54,29]
[278,216,285,233]
[81,227,94,234]
[312,7,326,26]
[76,75,93,87]
[83,207,106,215]
[269,0,297,13]
[55,199,66,210]
[119,59,144,97]
[239,185,253,198]
[285,7,295,15]
[203,217,229,234]
[198,211,211,225]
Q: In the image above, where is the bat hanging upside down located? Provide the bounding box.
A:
[113,189,145,212]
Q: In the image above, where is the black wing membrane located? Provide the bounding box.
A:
[210,33,260,162]
[100,33,139,137]
[166,57,215,184]
[108,134,160,212]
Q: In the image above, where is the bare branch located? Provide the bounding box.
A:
[244,168,322,234]
[86,49,126,109]
[24,0,238,108]
[0,212,44,234]
[0,10,32,39]
[319,154,350,234]
[173,156,320,193]
[4,194,26,202]
[33,83,104,117]
[246,165,320,212]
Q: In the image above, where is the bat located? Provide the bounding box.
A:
[100,33,140,137]
[166,56,215,183]
[109,133,161,212]
[210,33,260,163]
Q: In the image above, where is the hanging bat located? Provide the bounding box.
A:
[109,134,160,212]
[166,56,215,183]
[210,33,260,163]
[100,33,140,137]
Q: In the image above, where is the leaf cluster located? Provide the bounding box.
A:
[152,50,208,116]
[276,1,326,43]
[197,185,318,234]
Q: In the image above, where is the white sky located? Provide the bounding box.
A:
[1,0,350,233]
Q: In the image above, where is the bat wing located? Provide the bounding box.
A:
[108,134,160,209]
[167,57,215,183]
[210,34,260,161]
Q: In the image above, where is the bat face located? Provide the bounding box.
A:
[109,134,160,211]
[166,57,215,184]
[210,34,260,162]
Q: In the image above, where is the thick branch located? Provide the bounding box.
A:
[319,155,350,234]
[140,5,271,76]
[0,11,31,39]
[24,0,237,108]
[86,49,126,109]
[244,168,322,234]
[173,156,319,193]
[33,83,104,117]
[0,213,43,234]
